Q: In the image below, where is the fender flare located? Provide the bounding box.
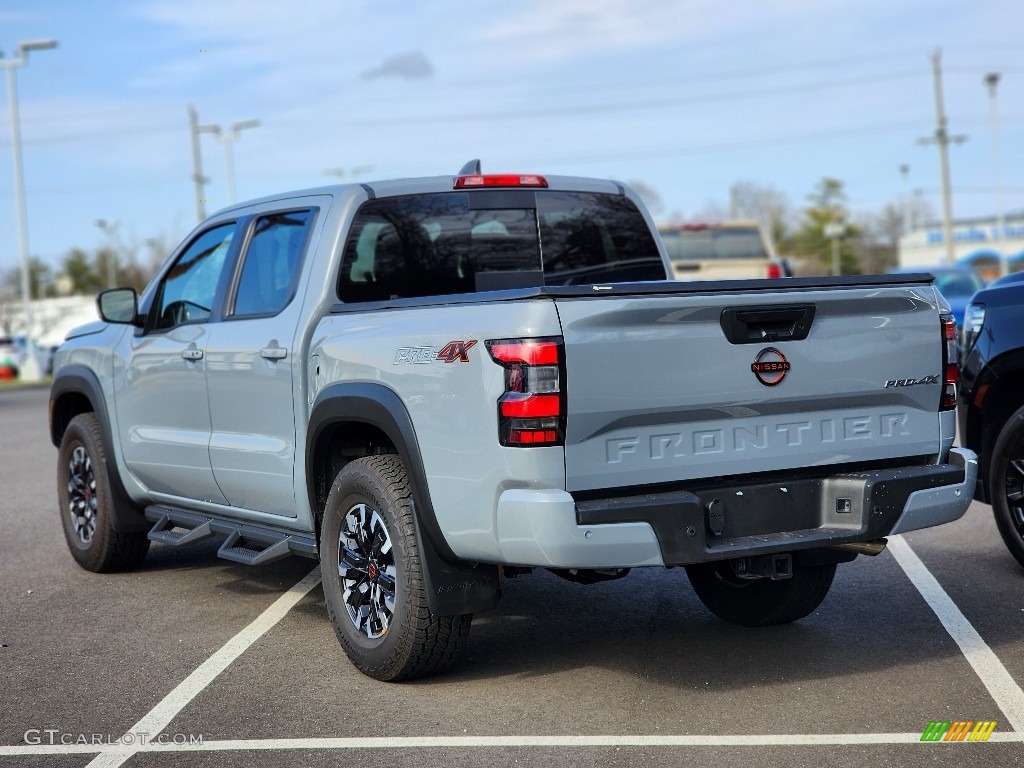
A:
[307,382,499,615]
[49,365,149,533]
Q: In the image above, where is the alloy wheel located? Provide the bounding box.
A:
[338,502,397,639]
[1005,453,1024,536]
[67,445,97,544]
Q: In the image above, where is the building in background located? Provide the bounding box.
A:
[899,210,1024,281]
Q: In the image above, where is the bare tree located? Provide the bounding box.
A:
[729,181,793,251]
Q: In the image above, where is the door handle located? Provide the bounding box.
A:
[260,347,287,360]
[181,348,204,361]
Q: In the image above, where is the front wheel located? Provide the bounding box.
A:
[320,455,471,681]
[56,413,150,572]
[989,404,1024,569]
[686,558,835,626]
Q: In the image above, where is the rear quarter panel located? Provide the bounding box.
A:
[311,298,565,561]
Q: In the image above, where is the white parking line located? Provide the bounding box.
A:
[83,566,323,768]
[889,535,1024,732]
[2,731,1022,757]
[6,536,1018,763]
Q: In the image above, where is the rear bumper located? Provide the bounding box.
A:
[493,448,977,568]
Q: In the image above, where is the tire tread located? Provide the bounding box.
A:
[58,413,149,573]
[989,405,1024,569]
[323,455,470,681]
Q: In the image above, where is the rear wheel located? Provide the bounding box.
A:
[686,558,835,626]
[56,413,150,572]
[320,455,471,681]
[989,404,1024,569]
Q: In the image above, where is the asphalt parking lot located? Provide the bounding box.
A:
[2,384,1023,767]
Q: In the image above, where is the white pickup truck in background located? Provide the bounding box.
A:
[659,220,787,280]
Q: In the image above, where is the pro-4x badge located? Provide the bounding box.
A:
[884,375,939,388]
[394,340,478,365]
[436,340,477,363]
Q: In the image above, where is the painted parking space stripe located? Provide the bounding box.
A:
[83,566,323,768]
[889,535,1024,732]
[3,731,1023,757]
[4,536,1020,762]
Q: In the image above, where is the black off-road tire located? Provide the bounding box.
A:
[686,559,836,627]
[988,404,1024,569]
[321,455,471,681]
[57,413,150,572]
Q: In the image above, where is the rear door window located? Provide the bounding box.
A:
[231,209,314,317]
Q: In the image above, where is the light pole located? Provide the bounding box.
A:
[824,221,845,276]
[984,72,1007,277]
[899,164,912,235]
[1,38,57,382]
[917,50,966,267]
[95,219,120,289]
[198,119,260,205]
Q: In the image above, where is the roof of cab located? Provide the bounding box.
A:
[203,170,627,220]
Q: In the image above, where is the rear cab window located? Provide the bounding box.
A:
[337,190,665,302]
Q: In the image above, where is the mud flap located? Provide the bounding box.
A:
[412,508,500,615]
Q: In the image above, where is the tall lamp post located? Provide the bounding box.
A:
[899,164,912,235]
[824,221,845,277]
[984,72,1007,277]
[1,38,57,382]
[95,219,121,289]
[198,119,260,204]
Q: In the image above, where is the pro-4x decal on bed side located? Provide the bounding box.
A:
[393,340,478,365]
[436,340,477,363]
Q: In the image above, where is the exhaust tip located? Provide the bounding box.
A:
[833,538,888,557]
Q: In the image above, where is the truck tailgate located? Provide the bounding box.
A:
[555,283,943,493]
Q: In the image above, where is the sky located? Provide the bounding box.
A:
[1,0,1022,278]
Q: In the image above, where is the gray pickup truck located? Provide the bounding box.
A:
[50,163,976,681]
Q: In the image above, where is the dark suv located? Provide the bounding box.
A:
[959,278,1024,567]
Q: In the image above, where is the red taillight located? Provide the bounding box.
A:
[487,338,564,447]
[940,314,957,411]
[454,174,548,189]
[499,394,561,418]
[766,262,782,279]
[488,340,559,366]
[942,363,958,410]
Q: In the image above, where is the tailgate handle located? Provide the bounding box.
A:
[720,304,816,344]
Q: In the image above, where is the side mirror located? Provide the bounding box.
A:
[97,288,139,324]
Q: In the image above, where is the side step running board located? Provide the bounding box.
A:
[218,528,293,566]
[148,509,215,546]
[144,505,318,565]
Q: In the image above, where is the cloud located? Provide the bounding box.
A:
[479,0,833,62]
[361,51,434,80]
